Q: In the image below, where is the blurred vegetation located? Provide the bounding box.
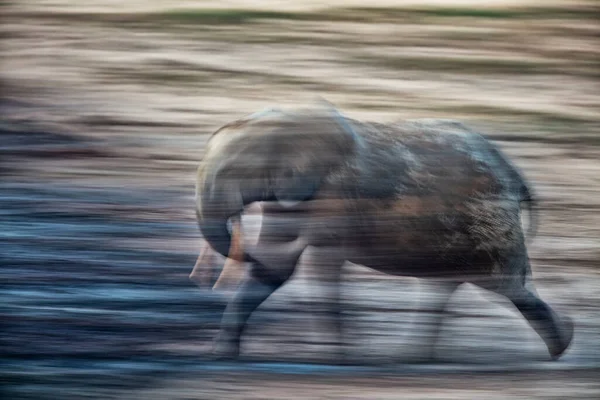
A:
[15,6,599,25]
[2,2,599,136]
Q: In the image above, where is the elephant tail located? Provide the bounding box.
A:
[519,179,538,244]
[483,137,539,244]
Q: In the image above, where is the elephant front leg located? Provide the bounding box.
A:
[213,271,284,360]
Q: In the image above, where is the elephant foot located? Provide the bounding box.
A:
[211,334,240,361]
[548,314,575,361]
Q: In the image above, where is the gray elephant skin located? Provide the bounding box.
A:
[195,105,574,363]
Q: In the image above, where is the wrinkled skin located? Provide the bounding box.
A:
[195,104,574,363]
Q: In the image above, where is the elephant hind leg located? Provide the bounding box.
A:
[478,242,574,360]
[413,279,461,361]
[509,288,574,360]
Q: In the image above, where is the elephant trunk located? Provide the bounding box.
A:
[197,213,237,261]
[197,175,270,262]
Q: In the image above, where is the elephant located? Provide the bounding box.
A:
[194,103,574,363]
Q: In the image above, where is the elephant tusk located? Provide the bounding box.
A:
[189,240,217,287]
[212,217,246,291]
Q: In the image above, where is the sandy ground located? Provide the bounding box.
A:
[129,369,600,399]
[1,1,600,399]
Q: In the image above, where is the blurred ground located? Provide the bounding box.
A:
[1,1,600,399]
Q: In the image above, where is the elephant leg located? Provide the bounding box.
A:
[213,272,284,359]
[412,279,460,361]
[213,255,298,360]
[300,247,345,363]
[494,284,574,360]
[477,243,574,360]
[509,288,574,360]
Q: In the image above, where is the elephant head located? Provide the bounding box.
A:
[196,106,361,261]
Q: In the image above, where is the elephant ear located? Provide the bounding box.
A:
[271,102,359,207]
[273,174,321,206]
[273,163,321,207]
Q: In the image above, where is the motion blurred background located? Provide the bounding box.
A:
[2,1,599,398]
